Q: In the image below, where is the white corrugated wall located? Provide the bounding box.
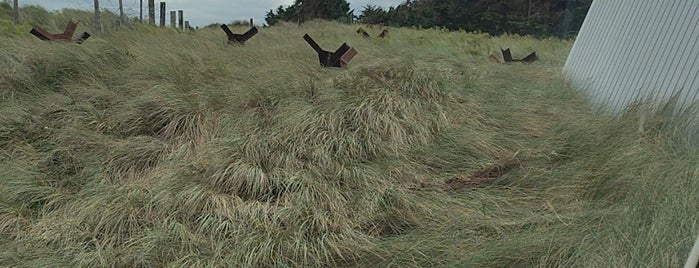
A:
[563,0,699,116]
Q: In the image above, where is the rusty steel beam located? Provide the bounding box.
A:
[29,21,91,44]
[76,32,92,44]
[221,24,258,45]
[338,45,358,67]
[501,48,514,62]
[521,52,538,63]
[500,48,537,64]
[303,34,333,67]
[378,29,388,38]
[29,28,52,41]
[303,34,357,68]
[356,27,388,38]
[356,28,370,38]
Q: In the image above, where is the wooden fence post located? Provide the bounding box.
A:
[12,0,19,24]
[159,2,165,27]
[178,10,183,30]
[118,0,124,27]
[184,21,190,31]
[170,11,176,28]
[148,0,155,25]
[93,0,101,33]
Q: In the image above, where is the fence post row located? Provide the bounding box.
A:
[159,2,166,27]
[118,0,124,27]
[148,0,155,25]
[170,11,176,27]
[14,0,198,32]
[93,0,101,33]
[178,10,183,30]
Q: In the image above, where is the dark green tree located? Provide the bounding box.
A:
[357,4,389,24]
[265,0,350,26]
[265,5,298,26]
[299,0,349,21]
[0,1,12,20]
[356,0,592,38]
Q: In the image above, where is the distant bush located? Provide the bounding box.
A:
[0,18,29,36]
[0,1,12,19]
[17,4,51,27]
[204,20,254,29]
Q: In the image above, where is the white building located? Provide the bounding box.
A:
[563,0,699,121]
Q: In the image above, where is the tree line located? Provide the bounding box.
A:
[265,0,592,38]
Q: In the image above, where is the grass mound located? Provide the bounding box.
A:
[0,20,696,267]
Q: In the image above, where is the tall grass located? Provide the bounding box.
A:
[0,12,696,267]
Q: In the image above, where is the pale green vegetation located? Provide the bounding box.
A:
[0,12,697,267]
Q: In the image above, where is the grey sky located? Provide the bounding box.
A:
[19,0,405,27]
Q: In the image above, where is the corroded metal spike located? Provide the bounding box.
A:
[357,27,388,38]
[76,32,91,44]
[303,34,357,68]
[29,21,90,44]
[521,52,538,64]
[221,24,258,45]
[501,48,514,63]
[356,28,370,38]
[500,48,537,63]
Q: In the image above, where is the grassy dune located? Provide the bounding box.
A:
[0,18,697,267]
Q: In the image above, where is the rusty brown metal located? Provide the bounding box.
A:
[29,21,91,44]
[500,48,537,64]
[357,27,388,38]
[339,46,358,68]
[356,27,370,38]
[221,24,258,45]
[377,29,388,38]
[521,52,538,64]
[75,32,91,44]
[501,48,514,62]
[303,34,358,68]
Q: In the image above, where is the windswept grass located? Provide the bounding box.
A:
[0,17,697,267]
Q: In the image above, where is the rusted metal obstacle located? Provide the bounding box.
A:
[29,21,91,44]
[356,27,388,38]
[501,48,537,64]
[378,29,388,38]
[357,27,371,38]
[220,24,258,45]
[303,34,358,68]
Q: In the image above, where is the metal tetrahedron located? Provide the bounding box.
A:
[29,21,91,44]
[303,34,357,68]
[221,24,258,45]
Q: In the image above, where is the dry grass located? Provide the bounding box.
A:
[0,12,697,267]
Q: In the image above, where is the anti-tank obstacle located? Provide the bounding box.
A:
[221,24,258,45]
[29,21,91,44]
[500,48,537,64]
[303,34,358,68]
[356,27,388,38]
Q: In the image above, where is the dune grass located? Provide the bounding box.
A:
[0,15,697,267]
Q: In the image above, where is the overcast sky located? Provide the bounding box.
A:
[20,0,405,27]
